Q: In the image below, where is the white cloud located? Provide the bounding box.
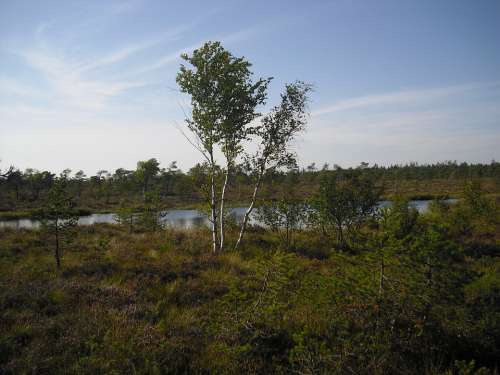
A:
[0,77,46,99]
[131,44,199,75]
[18,48,148,110]
[131,27,263,75]
[110,0,144,15]
[298,87,500,167]
[75,25,189,73]
[312,81,500,117]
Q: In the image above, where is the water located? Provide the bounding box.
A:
[0,200,456,230]
[0,209,213,230]
[378,199,457,212]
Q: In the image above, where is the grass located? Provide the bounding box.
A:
[1,198,499,373]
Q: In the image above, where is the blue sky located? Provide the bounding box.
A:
[1,0,499,174]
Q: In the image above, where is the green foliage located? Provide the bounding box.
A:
[40,177,79,268]
[250,81,312,171]
[135,158,160,201]
[256,197,306,250]
[137,191,167,232]
[311,172,381,249]
[210,251,300,371]
[2,160,499,215]
[176,41,273,252]
[234,81,312,250]
[378,196,419,241]
[114,204,136,233]
[0,180,499,374]
[176,41,270,156]
[463,181,494,217]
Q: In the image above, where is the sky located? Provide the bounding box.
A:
[1,0,499,175]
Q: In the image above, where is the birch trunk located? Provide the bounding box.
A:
[234,167,264,250]
[55,218,61,269]
[219,166,230,251]
[210,157,218,254]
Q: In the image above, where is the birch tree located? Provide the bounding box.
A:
[234,81,311,250]
[176,41,270,253]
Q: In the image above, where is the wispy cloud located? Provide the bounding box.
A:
[219,27,261,45]
[4,10,234,115]
[75,25,189,73]
[19,48,148,110]
[131,27,263,76]
[131,43,199,75]
[0,77,46,99]
[9,19,196,111]
[300,83,500,167]
[312,81,500,117]
[110,0,145,15]
[34,22,52,43]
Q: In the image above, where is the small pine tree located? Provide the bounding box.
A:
[137,191,167,232]
[114,204,137,233]
[41,177,78,269]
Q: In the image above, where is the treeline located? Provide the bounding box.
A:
[1,159,499,212]
[303,160,500,179]
[0,160,193,211]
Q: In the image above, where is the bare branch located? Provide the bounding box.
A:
[0,165,14,180]
[173,120,211,164]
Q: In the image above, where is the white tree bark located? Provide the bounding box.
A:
[234,167,264,250]
[219,166,230,251]
[209,156,218,254]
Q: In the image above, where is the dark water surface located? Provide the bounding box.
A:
[0,200,457,230]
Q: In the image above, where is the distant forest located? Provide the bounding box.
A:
[1,160,499,213]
